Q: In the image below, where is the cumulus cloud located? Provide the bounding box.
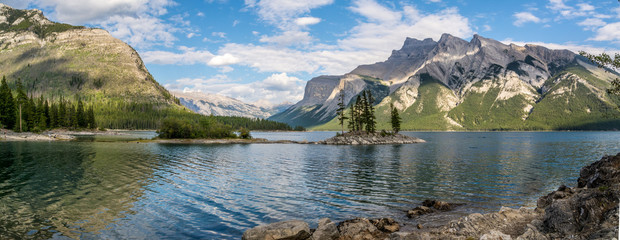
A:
[295,17,321,26]
[513,12,541,26]
[207,53,241,66]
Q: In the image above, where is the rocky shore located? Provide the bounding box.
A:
[243,153,620,240]
[0,129,75,141]
[317,132,425,145]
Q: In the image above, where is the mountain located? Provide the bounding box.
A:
[0,4,190,129]
[270,34,620,130]
[173,91,291,119]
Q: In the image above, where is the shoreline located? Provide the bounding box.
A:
[0,129,130,142]
[243,153,620,240]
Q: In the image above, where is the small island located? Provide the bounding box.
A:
[317,131,425,145]
[315,89,424,145]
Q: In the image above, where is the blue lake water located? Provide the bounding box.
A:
[1,131,619,239]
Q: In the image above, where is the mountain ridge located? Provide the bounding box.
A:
[173,91,291,119]
[270,33,620,130]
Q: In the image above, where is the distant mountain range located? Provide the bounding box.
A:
[173,91,291,119]
[269,34,620,130]
[0,4,190,129]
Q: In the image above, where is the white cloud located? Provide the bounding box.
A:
[483,24,492,31]
[187,33,196,38]
[513,12,541,26]
[217,44,319,72]
[20,0,178,48]
[576,3,595,12]
[100,15,177,47]
[197,11,205,17]
[547,0,594,18]
[212,32,227,38]
[591,22,620,43]
[168,73,305,104]
[578,18,606,30]
[213,1,473,75]
[142,49,214,65]
[295,17,321,26]
[349,0,402,24]
[247,0,334,28]
[208,53,241,66]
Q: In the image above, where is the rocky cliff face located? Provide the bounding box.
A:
[173,91,289,119]
[272,33,620,130]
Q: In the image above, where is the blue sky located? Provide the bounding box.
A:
[2,0,620,106]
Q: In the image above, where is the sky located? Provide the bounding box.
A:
[2,0,620,107]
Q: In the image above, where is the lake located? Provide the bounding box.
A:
[1,131,619,239]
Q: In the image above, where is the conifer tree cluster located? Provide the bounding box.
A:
[0,76,96,131]
[346,90,377,134]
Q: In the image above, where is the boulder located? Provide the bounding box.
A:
[370,218,399,233]
[311,218,339,240]
[242,220,311,240]
[480,230,512,240]
[337,218,386,239]
[406,206,434,218]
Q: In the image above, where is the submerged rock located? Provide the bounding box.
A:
[370,218,400,233]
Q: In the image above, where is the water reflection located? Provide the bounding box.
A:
[0,132,619,239]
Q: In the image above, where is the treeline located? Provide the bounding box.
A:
[212,116,305,131]
[0,77,96,132]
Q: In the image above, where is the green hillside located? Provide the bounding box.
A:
[0,6,192,129]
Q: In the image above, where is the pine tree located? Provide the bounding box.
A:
[390,102,401,133]
[355,95,363,131]
[347,103,356,131]
[15,79,30,131]
[87,105,96,129]
[50,102,58,128]
[69,104,77,128]
[44,99,50,128]
[365,90,376,133]
[27,96,36,130]
[77,99,87,128]
[336,89,348,134]
[0,76,17,129]
[58,99,66,127]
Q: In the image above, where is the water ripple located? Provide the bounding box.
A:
[1,132,620,239]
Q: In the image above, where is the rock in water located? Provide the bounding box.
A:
[370,218,400,233]
[242,220,311,240]
[311,218,339,240]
